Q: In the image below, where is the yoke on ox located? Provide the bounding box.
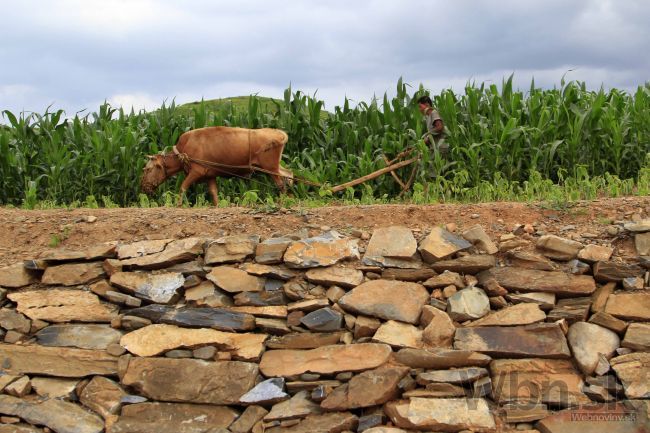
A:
[141,126,294,206]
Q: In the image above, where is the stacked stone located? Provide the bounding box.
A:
[0,222,648,433]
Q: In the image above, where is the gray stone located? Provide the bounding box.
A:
[447,287,490,321]
[362,226,420,268]
[0,309,31,334]
[567,322,620,375]
[635,232,650,256]
[256,237,293,264]
[300,307,343,331]
[110,271,184,304]
[126,304,256,331]
[430,254,496,274]
[419,227,472,262]
[536,235,584,260]
[239,377,289,405]
[35,324,122,350]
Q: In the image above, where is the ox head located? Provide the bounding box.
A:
[140,154,167,195]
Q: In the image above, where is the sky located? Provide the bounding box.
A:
[1,0,649,115]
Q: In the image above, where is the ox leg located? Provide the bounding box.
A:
[270,174,286,193]
[207,178,219,206]
[178,170,202,207]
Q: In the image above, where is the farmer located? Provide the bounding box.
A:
[417,95,448,157]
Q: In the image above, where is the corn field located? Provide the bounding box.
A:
[1,76,649,207]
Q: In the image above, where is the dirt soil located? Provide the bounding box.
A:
[1,197,648,266]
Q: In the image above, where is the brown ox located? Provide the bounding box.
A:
[141,126,293,205]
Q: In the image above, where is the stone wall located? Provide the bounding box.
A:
[0,221,649,433]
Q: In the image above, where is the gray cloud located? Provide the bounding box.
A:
[1,0,649,115]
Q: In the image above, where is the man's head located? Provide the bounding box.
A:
[417,95,433,114]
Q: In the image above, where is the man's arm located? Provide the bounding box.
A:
[432,119,444,134]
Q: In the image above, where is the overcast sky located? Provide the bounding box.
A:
[1,0,649,115]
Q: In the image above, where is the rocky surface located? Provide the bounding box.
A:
[0,220,648,432]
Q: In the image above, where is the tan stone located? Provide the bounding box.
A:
[284,232,359,269]
[490,358,590,406]
[111,237,204,270]
[30,377,79,399]
[593,261,644,282]
[454,323,571,358]
[430,254,496,274]
[536,235,584,260]
[116,239,171,259]
[121,356,258,404]
[266,332,343,350]
[39,243,116,262]
[8,289,118,323]
[259,343,391,377]
[622,322,650,351]
[80,376,127,419]
[362,226,419,268]
[0,263,37,288]
[41,262,105,286]
[0,343,117,377]
[394,347,492,368]
[35,324,122,350]
[385,397,495,431]
[0,308,31,334]
[591,282,616,313]
[120,324,267,360]
[467,303,546,327]
[536,402,644,433]
[610,352,650,399]
[229,305,288,318]
[373,320,423,349]
[421,306,455,348]
[354,316,381,339]
[416,367,488,385]
[109,402,239,433]
[605,291,650,320]
[265,412,358,433]
[230,405,268,433]
[255,237,292,264]
[478,267,596,296]
[240,263,298,280]
[577,244,614,262]
[0,395,104,433]
[423,271,464,289]
[462,225,498,254]
[506,250,556,270]
[205,234,259,264]
[321,365,409,410]
[636,232,650,256]
[567,322,620,375]
[4,376,31,397]
[206,266,265,292]
[264,390,322,421]
[110,271,184,303]
[305,267,363,288]
[419,227,472,262]
[338,280,429,324]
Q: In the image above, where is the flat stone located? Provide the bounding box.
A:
[288,299,330,312]
[205,234,259,264]
[35,324,122,350]
[635,232,650,256]
[305,267,363,288]
[206,266,265,292]
[241,263,298,281]
[506,292,556,310]
[354,316,381,339]
[588,311,628,334]
[490,358,590,406]
[478,267,596,296]
[338,280,429,324]
[104,290,142,307]
[418,227,472,262]
[467,303,546,327]
[421,306,455,347]
[230,405,268,433]
[610,352,650,398]
[0,263,38,288]
[430,254,496,274]
[605,291,650,320]
[423,271,464,289]
[0,309,31,334]
[447,287,490,321]
[394,347,491,369]
[110,237,204,270]
[41,262,105,286]
[536,235,583,260]
[454,323,571,358]
[0,343,117,377]
[126,304,256,331]
[0,395,103,433]
[536,402,644,433]
[8,289,118,323]
[284,232,360,269]
[380,268,435,282]
[259,343,392,377]
[165,349,192,358]
[256,237,293,264]
[403,383,467,398]
[79,376,126,419]
[577,244,614,262]
[265,412,358,433]
[30,377,79,400]
[116,239,171,259]
[256,318,291,335]
[362,226,419,268]
[593,261,644,282]
[385,397,495,431]
[108,402,239,433]
[120,323,267,360]
[506,250,556,271]
[462,225,498,254]
[39,243,117,262]
[266,332,343,350]
[567,322,620,375]
[590,282,615,312]
[625,220,650,232]
[185,281,234,307]
[264,390,322,421]
[373,320,422,348]
[239,377,288,406]
[229,305,288,318]
[110,271,184,303]
[4,376,30,397]
[622,322,650,351]
[417,367,488,385]
[120,356,258,404]
[321,365,409,410]
[300,308,343,331]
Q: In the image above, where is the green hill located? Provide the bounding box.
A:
[175,96,281,116]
